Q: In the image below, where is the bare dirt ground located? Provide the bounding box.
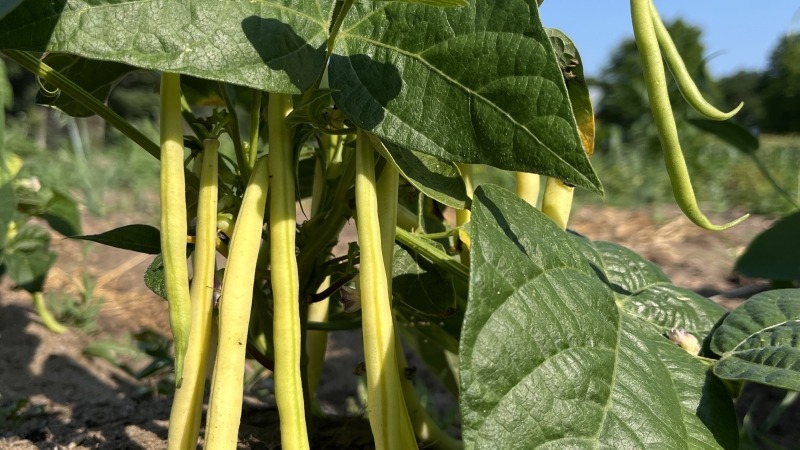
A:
[0,204,795,449]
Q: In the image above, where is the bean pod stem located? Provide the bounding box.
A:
[631,0,748,230]
[204,155,270,448]
[269,93,310,450]
[159,72,191,387]
[168,139,218,450]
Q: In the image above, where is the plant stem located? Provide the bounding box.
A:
[219,82,250,182]
[205,155,269,448]
[3,50,160,160]
[269,93,310,450]
[168,138,219,450]
[630,0,748,230]
[248,90,263,173]
[355,129,417,450]
[160,73,191,387]
[306,134,336,405]
[31,291,67,334]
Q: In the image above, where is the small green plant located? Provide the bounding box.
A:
[2,1,799,449]
[47,273,105,332]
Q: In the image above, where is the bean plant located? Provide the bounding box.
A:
[2,0,799,448]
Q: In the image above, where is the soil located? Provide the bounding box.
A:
[0,204,796,449]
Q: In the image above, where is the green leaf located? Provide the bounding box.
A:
[40,189,82,236]
[573,236,726,337]
[35,54,135,117]
[392,243,460,319]
[461,185,735,449]
[689,119,759,155]
[547,28,594,156]
[0,0,333,93]
[711,289,800,391]
[329,0,601,193]
[372,136,468,209]
[70,224,161,254]
[144,254,167,300]
[3,223,56,292]
[734,211,800,281]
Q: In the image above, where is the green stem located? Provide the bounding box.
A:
[355,129,417,450]
[219,82,250,182]
[630,0,748,231]
[307,134,335,405]
[168,138,219,450]
[395,228,469,285]
[31,291,67,334]
[3,50,160,160]
[249,91,263,173]
[160,73,191,387]
[649,1,743,121]
[269,93,310,450]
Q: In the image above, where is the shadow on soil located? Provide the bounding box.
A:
[0,302,170,448]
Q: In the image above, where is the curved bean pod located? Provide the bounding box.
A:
[631,0,748,230]
[648,0,743,121]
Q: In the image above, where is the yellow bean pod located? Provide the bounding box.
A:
[159,72,191,386]
[268,93,310,450]
[631,0,748,230]
[204,155,270,448]
[356,129,417,450]
[168,139,218,450]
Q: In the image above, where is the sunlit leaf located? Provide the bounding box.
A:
[461,185,735,449]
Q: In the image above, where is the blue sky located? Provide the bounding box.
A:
[539,2,800,79]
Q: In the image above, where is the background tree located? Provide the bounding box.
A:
[594,20,724,152]
[717,70,764,130]
[760,33,800,133]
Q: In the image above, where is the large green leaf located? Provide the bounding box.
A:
[734,211,800,281]
[0,0,333,93]
[461,185,735,449]
[711,289,800,391]
[329,0,601,192]
[573,236,726,337]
